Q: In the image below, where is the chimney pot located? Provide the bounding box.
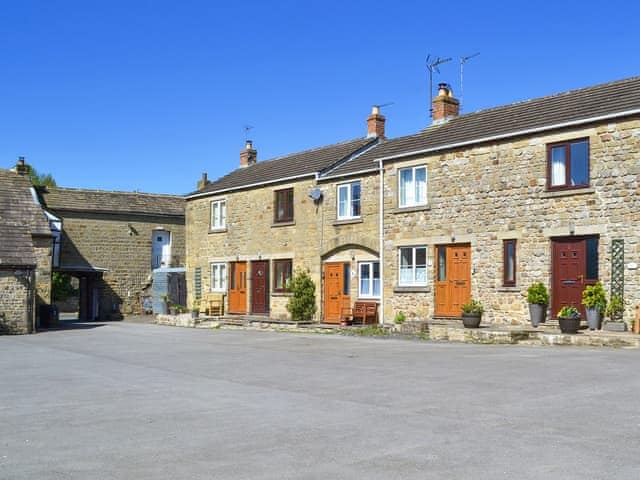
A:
[367,106,386,139]
[240,140,257,168]
[197,172,210,190]
[432,81,459,124]
[15,156,28,175]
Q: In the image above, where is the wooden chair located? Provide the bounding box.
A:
[340,298,353,325]
[352,301,378,325]
[201,292,225,316]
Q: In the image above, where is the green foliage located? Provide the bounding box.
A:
[557,306,580,318]
[461,298,484,314]
[25,164,57,187]
[52,272,76,301]
[286,268,317,321]
[605,294,624,321]
[527,282,549,305]
[581,282,607,311]
[191,299,200,312]
[350,326,390,337]
[394,311,406,324]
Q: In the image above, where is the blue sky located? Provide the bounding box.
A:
[2,0,638,195]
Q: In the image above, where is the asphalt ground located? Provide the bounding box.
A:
[2,321,639,479]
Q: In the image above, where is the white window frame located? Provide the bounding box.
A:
[337,181,361,220]
[210,199,226,230]
[398,246,427,286]
[210,262,227,292]
[358,261,380,298]
[398,165,427,208]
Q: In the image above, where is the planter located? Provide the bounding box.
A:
[169,308,178,316]
[558,316,581,334]
[160,302,168,315]
[462,313,482,328]
[585,307,601,330]
[528,303,547,327]
[191,311,199,319]
[603,321,627,332]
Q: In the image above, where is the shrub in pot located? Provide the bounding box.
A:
[603,294,626,331]
[557,306,581,334]
[461,299,484,328]
[526,282,549,327]
[581,282,606,330]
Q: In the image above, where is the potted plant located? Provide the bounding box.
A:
[526,282,549,327]
[191,300,200,319]
[581,282,606,330]
[160,294,169,315]
[557,306,581,334]
[461,299,484,328]
[603,294,626,331]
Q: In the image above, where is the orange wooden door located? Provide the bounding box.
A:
[435,245,471,317]
[324,263,348,323]
[228,262,247,314]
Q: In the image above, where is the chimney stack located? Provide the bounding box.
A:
[432,83,459,124]
[197,172,210,190]
[367,105,386,138]
[15,156,28,175]
[240,140,257,168]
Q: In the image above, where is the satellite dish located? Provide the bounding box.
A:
[309,188,323,201]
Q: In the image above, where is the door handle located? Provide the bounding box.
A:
[578,275,584,284]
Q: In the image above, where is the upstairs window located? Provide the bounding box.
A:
[274,188,294,223]
[399,246,427,286]
[547,139,589,190]
[210,199,226,229]
[398,165,427,207]
[337,181,361,219]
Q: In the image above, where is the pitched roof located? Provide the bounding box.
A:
[189,137,376,198]
[41,187,185,217]
[0,169,51,266]
[327,76,640,178]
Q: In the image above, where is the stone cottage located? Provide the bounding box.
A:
[341,77,640,325]
[40,187,185,320]
[185,108,386,321]
[0,165,53,334]
[185,76,640,326]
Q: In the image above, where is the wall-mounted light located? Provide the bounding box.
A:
[350,250,355,261]
[569,222,575,235]
[450,230,456,243]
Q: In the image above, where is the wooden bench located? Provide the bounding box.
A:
[351,301,378,325]
[200,292,225,316]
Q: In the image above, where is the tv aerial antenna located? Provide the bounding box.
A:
[243,125,254,141]
[460,52,480,112]
[426,54,452,118]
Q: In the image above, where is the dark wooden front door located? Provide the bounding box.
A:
[552,237,597,318]
[251,261,269,314]
[324,263,349,324]
[228,262,247,314]
[435,245,471,317]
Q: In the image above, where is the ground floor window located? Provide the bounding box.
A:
[210,263,227,292]
[359,262,380,298]
[273,259,292,292]
[503,239,517,286]
[399,247,427,286]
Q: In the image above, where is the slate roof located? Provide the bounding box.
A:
[0,169,51,267]
[41,187,185,217]
[326,76,640,178]
[189,137,376,197]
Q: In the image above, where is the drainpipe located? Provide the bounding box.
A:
[378,158,384,324]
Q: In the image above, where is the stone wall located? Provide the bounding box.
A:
[57,211,185,317]
[382,118,640,325]
[0,269,34,334]
[33,235,53,307]
[186,173,380,320]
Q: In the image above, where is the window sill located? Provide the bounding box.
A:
[497,286,520,293]
[392,204,431,214]
[271,291,293,297]
[393,285,431,293]
[271,221,296,228]
[356,297,380,302]
[541,187,595,198]
[333,217,363,226]
[208,228,227,234]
